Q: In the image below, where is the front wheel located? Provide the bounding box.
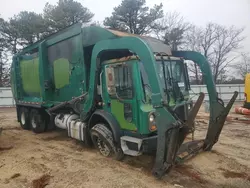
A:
[30,109,46,134]
[90,124,124,160]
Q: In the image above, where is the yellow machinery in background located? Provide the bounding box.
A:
[235,73,250,114]
[243,73,250,109]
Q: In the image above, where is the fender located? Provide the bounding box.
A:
[88,110,121,144]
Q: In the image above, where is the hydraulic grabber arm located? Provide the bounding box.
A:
[152,51,238,178]
[172,51,238,151]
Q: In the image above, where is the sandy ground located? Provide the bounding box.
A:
[0,107,249,188]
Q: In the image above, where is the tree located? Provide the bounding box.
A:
[152,12,190,50]
[44,0,94,32]
[0,51,10,87]
[184,25,204,84]
[0,16,11,86]
[0,17,6,51]
[211,25,244,82]
[0,12,47,86]
[233,53,250,79]
[104,0,164,35]
[184,23,245,83]
[0,11,47,52]
[0,17,20,54]
[13,11,46,45]
[89,21,103,27]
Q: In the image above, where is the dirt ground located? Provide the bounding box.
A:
[0,106,249,188]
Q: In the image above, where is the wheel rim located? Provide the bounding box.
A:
[97,138,111,157]
[21,112,25,125]
[31,116,37,129]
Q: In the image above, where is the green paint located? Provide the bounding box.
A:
[53,58,70,89]
[20,58,41,95]
[111,99,137,131]
[169,97,176,107]
[140,104,154,112]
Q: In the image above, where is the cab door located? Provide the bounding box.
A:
[102,61,138,131]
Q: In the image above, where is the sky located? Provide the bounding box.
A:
[0,0,249,53]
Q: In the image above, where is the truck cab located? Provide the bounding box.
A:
[97,54,192,155]
[101,55,191,132]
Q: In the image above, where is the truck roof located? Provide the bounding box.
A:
[19,23,172,56]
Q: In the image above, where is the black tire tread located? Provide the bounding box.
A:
[90,124,124,160]
[30,109,46,134]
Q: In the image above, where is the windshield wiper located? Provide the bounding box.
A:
[160,55,181,103]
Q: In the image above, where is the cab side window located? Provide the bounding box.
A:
[105,64,133,99]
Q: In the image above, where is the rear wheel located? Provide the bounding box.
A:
[19,107,30,130]
[30,109,46,134]
[45,114,55,131]
[90,124,124,160]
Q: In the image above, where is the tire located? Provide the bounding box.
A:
[19,107,30,130]
[29,109,46,134]
[45,114,56,131]
[90,124,124,160]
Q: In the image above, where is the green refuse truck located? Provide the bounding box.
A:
[10,23,238,178]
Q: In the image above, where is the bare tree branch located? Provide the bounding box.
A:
[211,25,245,81]
[232,53,250,79]
[184,22,245,83]
[151,11,190,50]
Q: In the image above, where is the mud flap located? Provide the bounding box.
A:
[204,91,238,151]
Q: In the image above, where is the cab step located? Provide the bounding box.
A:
[120,136,143,156]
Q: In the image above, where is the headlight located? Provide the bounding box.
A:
[149,114,155,122]
[149,113,156,131]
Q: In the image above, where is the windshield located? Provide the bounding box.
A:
[156,60,185,91]
[139,59,189,104]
